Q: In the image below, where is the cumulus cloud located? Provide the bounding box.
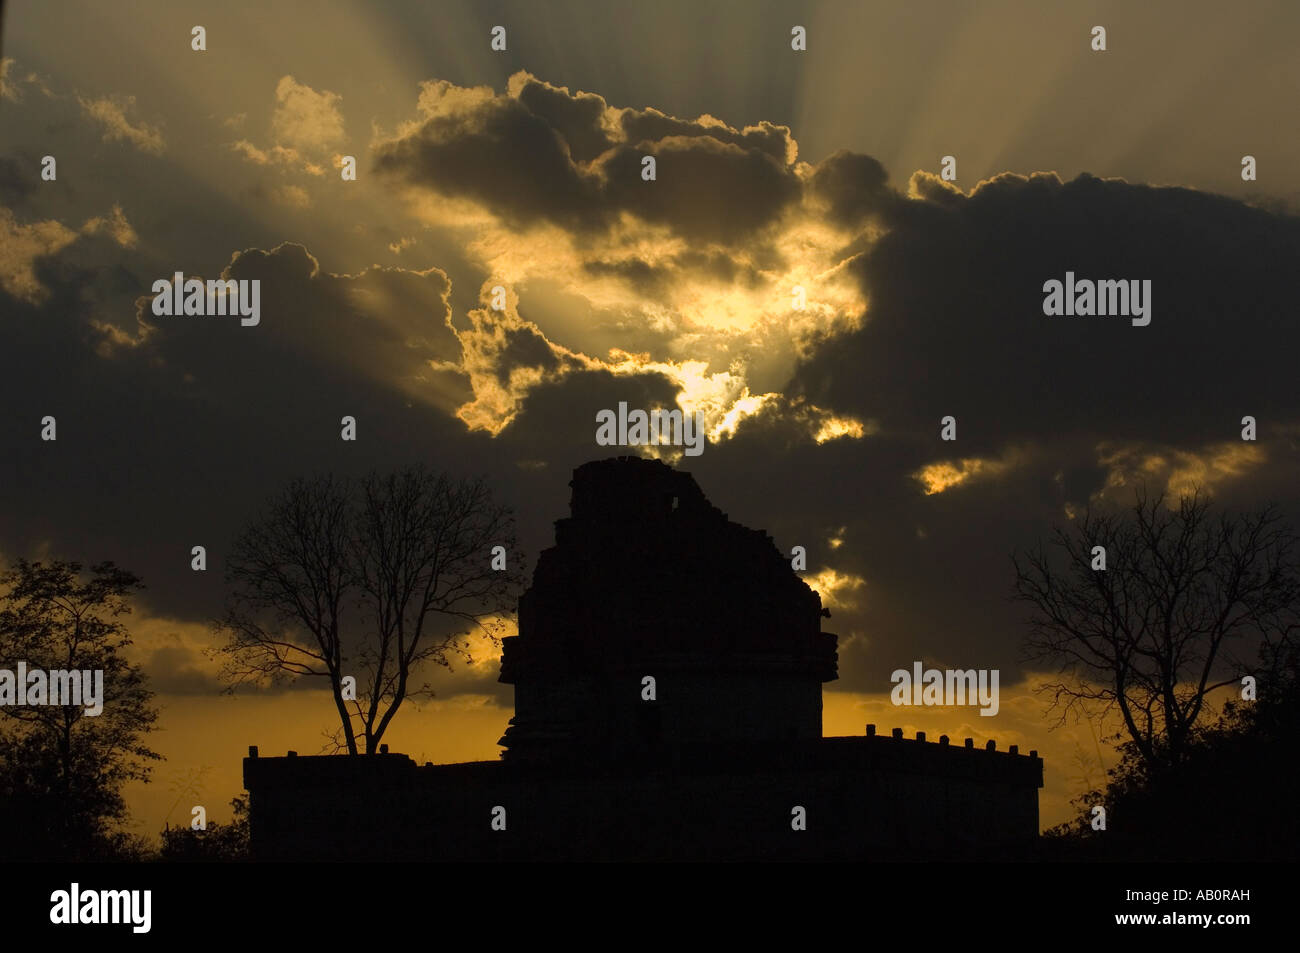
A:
[77,93,165,154]
[80,204,138,249]
[374,72,806,242]
[509,74,618,163]
[127,242,466,409]
[805,567,867,609]
[809,150,898,226]
[0,58,21,101]
[0,57,50,102]
[448,292,588,433]
[913,449,1027,496]
[375,78,603,232]
[1094,440,1269,501]
[230,76,344,179]
[794,170,1300,462]
[230,139,324,176]
[0,208,79,302]
[371,72,890,444]
[424,280,779,444]
[0,204,139,302]
[271,75,346,152]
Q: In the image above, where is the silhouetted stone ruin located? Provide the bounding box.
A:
[244,457,1042,861]
[500,456,838,760]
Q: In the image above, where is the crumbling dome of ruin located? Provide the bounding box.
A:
[499,456,838,759]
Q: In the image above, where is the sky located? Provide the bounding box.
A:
[2,0,1299,838]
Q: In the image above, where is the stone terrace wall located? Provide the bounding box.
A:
[244,729,1042,861]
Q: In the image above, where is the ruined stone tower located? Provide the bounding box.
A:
[497,456,839,761]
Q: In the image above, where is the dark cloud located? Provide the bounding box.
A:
[0,156,37,209]
[706,171,1300,690]
[619,107,793,164]
[0,240,507,627]
[373,86,604,232]
[600,136,800,244]
[126,242,466,411]
[500,366,681,460]
[139,645,225,696]
[794,172,1300,453]
[808,150,897,226]
[374,72,815,246]
[489,319,565,385]
[513,76,617,164]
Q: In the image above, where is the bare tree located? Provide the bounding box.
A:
[1013,485,1300,771]
[216,466,524,754]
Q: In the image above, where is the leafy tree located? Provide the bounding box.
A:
[1041,640,1300,861]
[0,559,161,860]
[159,795,251,862]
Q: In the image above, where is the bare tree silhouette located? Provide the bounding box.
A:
[215,466,525,754]
[1013,485,1300,772]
